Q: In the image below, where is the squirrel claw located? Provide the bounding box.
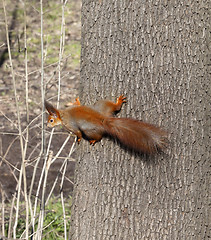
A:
[89,140,97,145]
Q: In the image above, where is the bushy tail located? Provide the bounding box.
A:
[103,118,167,154]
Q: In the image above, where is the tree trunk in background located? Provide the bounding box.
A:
[70,1,210,239]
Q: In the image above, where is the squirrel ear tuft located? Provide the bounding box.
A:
[44,100,60,117]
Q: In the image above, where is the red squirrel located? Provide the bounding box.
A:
[45,95,167,154]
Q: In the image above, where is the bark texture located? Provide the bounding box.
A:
[70,1,210,239]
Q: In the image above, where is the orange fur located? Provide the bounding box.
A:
[45,96,167,154]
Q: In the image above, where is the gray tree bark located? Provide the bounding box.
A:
[70,1,210,239]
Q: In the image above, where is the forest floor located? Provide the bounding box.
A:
[0,0,81,201]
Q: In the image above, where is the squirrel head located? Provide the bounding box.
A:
[45,100,62,127]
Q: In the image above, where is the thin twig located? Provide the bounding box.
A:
[7,191,16,238]
[40,0,45,156]
[0,110,18,130]
[22,1,29,238]
[36,150,53,239]
[51,134,71,165]
[57,0,67,107]
[1,185,5,238]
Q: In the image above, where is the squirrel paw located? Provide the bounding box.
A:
[116,95,127,105]
[66,97,81,107]
[89,140,97,145]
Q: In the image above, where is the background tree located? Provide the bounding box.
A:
[70,0,210,239]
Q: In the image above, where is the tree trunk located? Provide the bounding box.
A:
[70,1,210,239]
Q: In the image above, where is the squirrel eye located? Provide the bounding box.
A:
[50,119,54,123]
